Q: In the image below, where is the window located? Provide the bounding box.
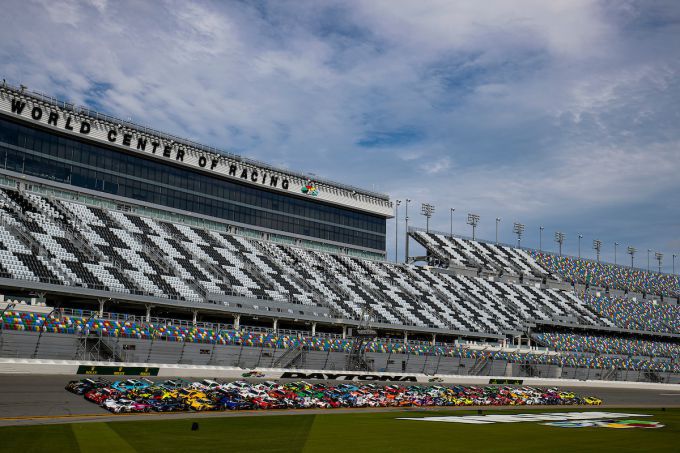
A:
[0,117,387,250]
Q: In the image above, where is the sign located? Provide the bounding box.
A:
[301,181,319,196]
[280,371,417,382]
[543,419,664,429]
[77,365,159,376]
[0,88,395,218]
[397,412,651,425]
[5,97,291,190]
[489,378,524,385]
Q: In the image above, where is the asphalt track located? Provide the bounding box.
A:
[0,375,678,427]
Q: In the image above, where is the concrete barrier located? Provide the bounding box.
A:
[1,358,679,391]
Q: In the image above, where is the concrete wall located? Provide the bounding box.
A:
[1,330,678,384]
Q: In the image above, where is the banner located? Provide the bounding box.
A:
[488,378,524,385]
[76,365,159,376]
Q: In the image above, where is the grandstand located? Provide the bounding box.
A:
[0,82,678,384]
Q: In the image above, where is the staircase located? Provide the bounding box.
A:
[272,343,306,368]
[345,338,372,372]
[75,333,126,362]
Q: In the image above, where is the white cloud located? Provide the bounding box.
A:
[0,0,678,267]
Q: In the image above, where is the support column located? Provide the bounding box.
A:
[342,326,347,339]
[404,331,408,342]
[272,318,278,331]
[234,314,241,330]
[145,305,152,323]
[98,299,105,317]
[192,310,198,326]
[311,322,317,336]
[432,333,436,345]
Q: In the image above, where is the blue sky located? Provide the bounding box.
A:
[1,0,679,270]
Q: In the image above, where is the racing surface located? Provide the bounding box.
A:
[0,374,678,426]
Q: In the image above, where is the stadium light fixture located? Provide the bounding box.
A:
[539,226,544,251]
[513,222,524,248]
[593,239,602,263]
[627,246,637,269]
[554,231,565,256]
[614,242,619,265]
[394,200,401,263]
[421,203,435,233]
[450,208,455,237]
[495,218,501,244]
[404,199,411,264]
[467,213,480,240]
[655,252,663,274]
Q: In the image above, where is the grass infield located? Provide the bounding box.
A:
[0,408,677,452]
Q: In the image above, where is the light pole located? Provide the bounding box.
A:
[467,213,480,240]
[404,199,411,264]
[627,246,637,269]
[655,252,663,274]
[539,226,544,251]
[394,200,401,262]
[578,234,583,258]
[450,208,455,237]
[674,254,677,275]
[554,232,565,256]
[495,218,501,244]
[513,222,524,248]
[647,249,651,272]
[593,239,602,262]
[421,203,435,233]
[614,242,619,265]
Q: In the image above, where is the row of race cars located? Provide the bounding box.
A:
[67,378,603,413]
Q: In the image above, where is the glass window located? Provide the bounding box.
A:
[0,117,386,250]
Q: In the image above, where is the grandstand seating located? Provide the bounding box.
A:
[533,331,679,358]
[410,230,549,279]
[411,230,680,298]
[0,187,623,335]
[1,309,677,374]
[585,294,680,334]
[0,186,678,382]
[529,251,680,297]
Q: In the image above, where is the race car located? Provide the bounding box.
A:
[85,388,121,405]
[187,398,216,411]
[190,379,222,391]
[104,398,152,413]
[148,399,187,412]
[65,378,110,395]
[218,397,256,411]
[584,396,603,405]
[111,379,152,392]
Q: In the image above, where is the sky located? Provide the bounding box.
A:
[1,0,679,271]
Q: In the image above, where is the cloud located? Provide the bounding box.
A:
[0,0,678,269]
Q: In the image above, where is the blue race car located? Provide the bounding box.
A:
[111,379,153,391]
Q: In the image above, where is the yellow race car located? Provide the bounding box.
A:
[178,389,207,401]
[584,396,603,405]
[187,398,216,411]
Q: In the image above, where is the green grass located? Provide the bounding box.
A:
[1,408,678,452]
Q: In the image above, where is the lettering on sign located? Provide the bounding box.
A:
[280,372,417,382]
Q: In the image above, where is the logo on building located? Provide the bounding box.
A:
[301,181,319,196]
[544,419,664,429]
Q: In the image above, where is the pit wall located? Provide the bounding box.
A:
[1,358,678,391]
